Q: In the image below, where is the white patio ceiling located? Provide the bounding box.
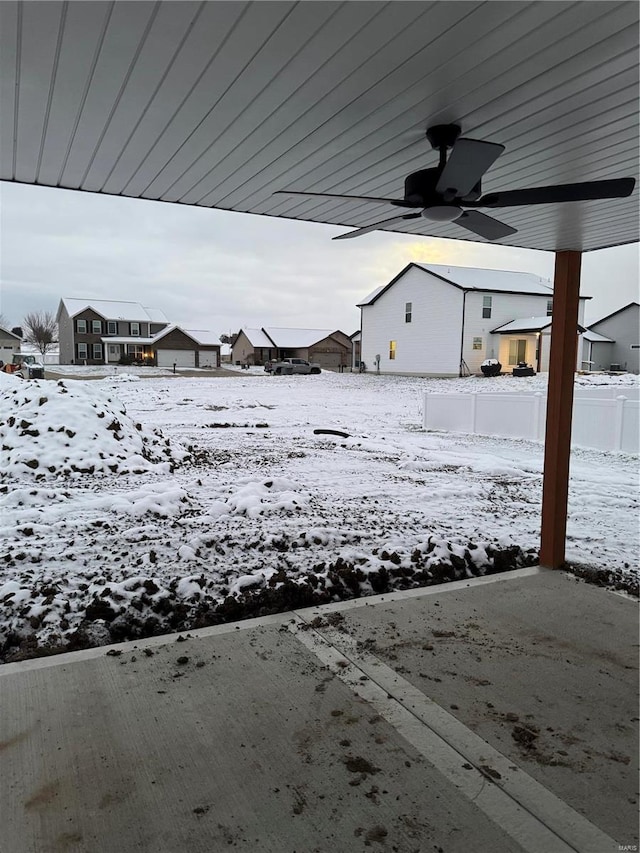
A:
[1,0,637,252]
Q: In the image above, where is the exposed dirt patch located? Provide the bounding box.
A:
[511,724,540,750]
[1,543,542,663]
[343,755,381,775]
[566,564,639,597]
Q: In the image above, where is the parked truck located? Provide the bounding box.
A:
[264,358,321,375]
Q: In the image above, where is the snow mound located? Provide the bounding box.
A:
[223,477,308,517]
[0,377,189,479]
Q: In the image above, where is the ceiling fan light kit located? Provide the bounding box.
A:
[274,123,635,241]
[421,205,462,222]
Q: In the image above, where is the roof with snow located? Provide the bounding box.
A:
[101,336,156,345]
[357,263,576,307]
[491,317,553,334]
[492,316,587,335]
[263,328,339,347]
[239,328,276,348]
[146,307,170,323]
[418,264,554,295]
[0,327,22,340]
[582,330,615,343]
[357,284,386,306]
[99,325,218,347]
[59,298,169,323]
[183,330,221,347]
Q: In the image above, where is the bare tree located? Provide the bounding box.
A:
[0,313,9,331]
[22,311,58,358]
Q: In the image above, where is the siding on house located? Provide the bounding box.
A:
[153,328,197,352]
[57,305,74,364]
[465,286,586,372]
[0,327,21,364]
[350,332,361,370]
[588,340,614,371]
[152,328,218,367]
[74,308,110,364]
[360,266,464,376]
[308,332,352,369]
[587,303,639,373]
[360,264,589,375]
[231,329,276,365]
[464,292,547,363]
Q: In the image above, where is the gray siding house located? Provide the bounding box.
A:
[583,302,640,373]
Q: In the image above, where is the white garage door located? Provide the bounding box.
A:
[157,349,196,368]
[198,351,218,368]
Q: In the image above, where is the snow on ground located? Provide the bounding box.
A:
[1,367,638,662]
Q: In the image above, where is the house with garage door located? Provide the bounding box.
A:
[0,326,22,365]
[357,263,589,376]
[56,299,220,368]
[231,327,352,369]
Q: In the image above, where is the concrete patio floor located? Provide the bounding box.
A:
[1,567,637,853]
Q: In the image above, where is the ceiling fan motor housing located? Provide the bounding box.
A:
[403,168,440,205]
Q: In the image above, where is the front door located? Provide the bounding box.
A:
[508,339,527,365]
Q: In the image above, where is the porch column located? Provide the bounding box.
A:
[539,250,582,569]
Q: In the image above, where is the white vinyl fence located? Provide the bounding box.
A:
[422,391,639,453]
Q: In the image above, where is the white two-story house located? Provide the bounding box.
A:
[357,263,589,376]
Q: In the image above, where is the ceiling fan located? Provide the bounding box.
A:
[273,124,635,241]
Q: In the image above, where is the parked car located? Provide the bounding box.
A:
[265,358,321,375]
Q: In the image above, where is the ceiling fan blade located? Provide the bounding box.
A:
[478,177,635,207]
[455,210,517,241]
[333,212,422,241]
[273,190,415,208]
[436,138,504,199]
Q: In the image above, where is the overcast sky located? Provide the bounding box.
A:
[1,181,637,336]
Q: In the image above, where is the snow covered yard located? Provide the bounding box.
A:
[1,367,638,662]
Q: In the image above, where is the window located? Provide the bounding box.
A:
[508,339,527,365]
[389,340,396,360]
[76,319,87,334]
[482,296,492,319]
[91,319,102,334]
[77,343,88,360]
[472,337,483,350]
[92,343,103,360]
[107,321,117,335]
[128,344,144,359]
[405,302,412,323]
[546,299,553,316]
[130,322,140,336]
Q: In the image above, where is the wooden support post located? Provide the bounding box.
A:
[539,251,582,569]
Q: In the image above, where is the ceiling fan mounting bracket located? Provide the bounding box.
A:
[426,124,461,151]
